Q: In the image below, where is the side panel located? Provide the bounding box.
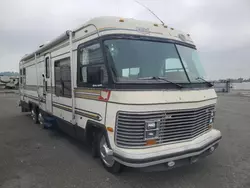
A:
[26,65,38,86]
[20,57,47,110]
[19,62,24,101]
[20,26,105,138]
[23,63,39,107]
[51,51,72,121]
[75,97,107,141]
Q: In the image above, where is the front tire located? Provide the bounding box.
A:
[97,133,123,173]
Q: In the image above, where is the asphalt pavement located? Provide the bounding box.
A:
[0,93,250,188]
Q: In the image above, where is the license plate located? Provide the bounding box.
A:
[190,156,199,164]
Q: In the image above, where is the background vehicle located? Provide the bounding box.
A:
[0,76,19,89]
[19,16,222,173]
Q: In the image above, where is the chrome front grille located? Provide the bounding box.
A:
[115,105,215,148]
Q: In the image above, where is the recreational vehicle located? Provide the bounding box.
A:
[19,17,222,173]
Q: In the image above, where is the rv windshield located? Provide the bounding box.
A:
[104,39,206,84]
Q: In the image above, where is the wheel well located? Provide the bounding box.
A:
[85,121,104,145]
[28,103,32,111]
[28,102,39,113]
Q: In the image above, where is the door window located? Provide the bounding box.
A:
[54,57,71,98]
[78,43,108,86]
[45,57,50,78]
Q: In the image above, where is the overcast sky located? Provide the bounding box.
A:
[0,0,249,79]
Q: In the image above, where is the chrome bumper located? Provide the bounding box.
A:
[113,130,222,168]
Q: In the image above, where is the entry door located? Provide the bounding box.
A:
[44,54,53,113]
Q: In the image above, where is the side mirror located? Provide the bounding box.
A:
[87,66,103,85]
[42,74,45,78]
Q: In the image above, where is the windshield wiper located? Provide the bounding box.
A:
[196,77,213,87]
[138,76,183,89]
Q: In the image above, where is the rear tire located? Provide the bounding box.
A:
[31,108,38,124]
[38,111,46,128]
[97,133,123,174]
[21,106,26,112]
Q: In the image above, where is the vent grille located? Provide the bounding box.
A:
[115,105,215,148]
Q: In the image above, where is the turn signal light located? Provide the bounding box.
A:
[106,127,114,132]
[119,18,125,22]
[146,139,156,146]
[208,124,213,129]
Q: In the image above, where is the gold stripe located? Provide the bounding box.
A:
[76,110,100,120]
[75,88,101,94]
[75,93,99,100]
[54,104,72,110]
[52,103,101,120]
[53,104,72,112]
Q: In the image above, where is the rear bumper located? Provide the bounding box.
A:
[113,129,222,168]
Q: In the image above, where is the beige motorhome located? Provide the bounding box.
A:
[19,16,221,173]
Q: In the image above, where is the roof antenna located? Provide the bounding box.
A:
[134,0,165,25]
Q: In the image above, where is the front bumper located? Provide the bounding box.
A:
[113,129,222,168]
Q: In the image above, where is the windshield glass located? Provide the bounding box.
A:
[104,39,206,83]
[176,45,206,82]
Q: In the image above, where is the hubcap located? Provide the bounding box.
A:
[31,110,36,121]
[38,113,44,125]
[100,136,114,167]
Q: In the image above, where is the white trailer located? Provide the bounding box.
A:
[19,16,221,173]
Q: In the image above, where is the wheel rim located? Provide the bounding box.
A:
[38,113,44,125]
[31,109,36,121]
[99,136,114,167]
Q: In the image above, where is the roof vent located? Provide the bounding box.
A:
[178,34,186,41]
[39,41,50,48]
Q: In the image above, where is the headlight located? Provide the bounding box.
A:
[146,130,158,138]
[209,110,216,127]
[146,122,156,130]
[209,117,214,123]
[145,121,159,140]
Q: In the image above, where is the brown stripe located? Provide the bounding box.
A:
[23,94,46,103]
[24,85,38,91]
[23,85,55,94]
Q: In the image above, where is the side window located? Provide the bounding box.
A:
[160,58,188,82]
[22,68,26,85]
[19,69,23,84]
[165,58,187,73]
[54,57,71,98]
[55,62,61,96]
[45,57,50,78]
[122,67,140,78]
[79,43,108,86]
